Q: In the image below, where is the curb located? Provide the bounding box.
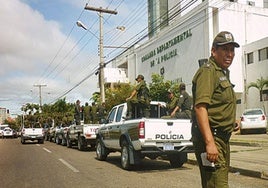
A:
[229,166,263,179]
[187,158,268,180]
[230,140,268,147]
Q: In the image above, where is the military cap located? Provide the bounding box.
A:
[213,31,240,48]
[135,74,144,81]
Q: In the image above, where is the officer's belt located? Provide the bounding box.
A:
[211,127,231,142]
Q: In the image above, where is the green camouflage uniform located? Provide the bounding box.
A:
[127,80,150,118]
[191,57,236,188]
[161,95,179,119]
[166,95,179,114]
[91,104,98,124]
[83,105,91,124]
[174,90,192,119]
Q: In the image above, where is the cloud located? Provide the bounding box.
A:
[0,0,98,114]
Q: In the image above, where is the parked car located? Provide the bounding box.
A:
[240,108,267,134]
[21,124,45,144]
[0,124,9,138]
[2,127,14,138]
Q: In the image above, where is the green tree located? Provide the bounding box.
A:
[247,76,268,113]
[149,73,174,102]
[105,83,133,111]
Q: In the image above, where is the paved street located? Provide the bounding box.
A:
[0,136,267,188]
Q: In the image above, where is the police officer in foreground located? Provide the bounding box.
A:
[191,31,240,188]
[126,74,150,119]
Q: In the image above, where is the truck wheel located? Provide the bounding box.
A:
[121,140,132,170]
[66,134,72,148]
[96,138,108,161]
[21,137,25,144]
[61,138,66,146]
[55,135,61,145]
[168,154,185,168]
[78,135,85,151]
[38,139,44,144]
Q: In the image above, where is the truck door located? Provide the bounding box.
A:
[101,107,116,147]
[108,105,124,149]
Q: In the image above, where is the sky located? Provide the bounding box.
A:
[0,0,148,115]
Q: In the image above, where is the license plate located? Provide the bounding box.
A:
[163,143,174,150]
[31,136,36,138]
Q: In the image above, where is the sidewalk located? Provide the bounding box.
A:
[188,133,268,180]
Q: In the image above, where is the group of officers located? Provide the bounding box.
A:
[74,74,193,124]
[125,74,192,119]
[74,100,106,125]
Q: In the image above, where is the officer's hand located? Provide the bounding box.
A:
[206,142,219,163]
[233,120,240,132]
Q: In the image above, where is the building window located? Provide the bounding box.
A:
[258,47,268,61]
[261,89,268,101]
[247,52,253,64]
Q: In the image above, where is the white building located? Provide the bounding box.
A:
[243,37,268,112]
[106,0,268,117]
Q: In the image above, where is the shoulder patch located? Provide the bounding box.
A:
[203,62,211,69]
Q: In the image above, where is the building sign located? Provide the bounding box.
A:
[141,29,192,67]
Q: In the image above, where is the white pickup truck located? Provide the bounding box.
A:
[96,101,193,170]
[21,124,44,144]
[66,122,99,151]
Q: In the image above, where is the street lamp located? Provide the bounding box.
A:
[76,21,88,30]
[76,19,124,103]
[83,5,117,103]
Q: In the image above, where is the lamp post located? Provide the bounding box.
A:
[77,5,117,103]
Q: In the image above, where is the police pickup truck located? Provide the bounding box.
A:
[21,124,44,144]
[96,101,193,170]
[66,122,99,151]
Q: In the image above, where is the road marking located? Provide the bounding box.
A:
[43,147,52,153]
[59,158,79,173]
[36,144,40,146]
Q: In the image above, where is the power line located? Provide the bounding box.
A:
[48,0,232,103]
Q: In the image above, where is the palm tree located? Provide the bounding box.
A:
[247,76,268,114]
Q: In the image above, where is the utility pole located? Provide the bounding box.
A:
[84,4,117,103]
[33,84,47,111]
